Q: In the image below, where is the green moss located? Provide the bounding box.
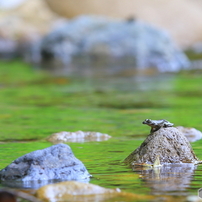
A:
[0,60,202,199]
[0,60,201,138]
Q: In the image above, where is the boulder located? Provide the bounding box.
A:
[47,130,111,143]
[176,126,202,142]
[0,144,91,188]
[38,16,189,74]
[124,127,200,166]
[44,0,202,48]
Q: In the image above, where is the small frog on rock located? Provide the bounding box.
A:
[142,119,174,133]
[124,119,200,165]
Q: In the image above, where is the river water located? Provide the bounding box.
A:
[0,60,202,201]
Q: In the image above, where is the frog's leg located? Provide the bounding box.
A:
[150,126,161,133]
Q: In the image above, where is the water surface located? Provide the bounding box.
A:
[0,60,202,201]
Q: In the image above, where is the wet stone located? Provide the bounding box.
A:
[47,130,111,143]
[36,181,153,202]
[0,144,91,188]
[124,122,200,165]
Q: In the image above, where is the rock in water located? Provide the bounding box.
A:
[176,126,202,142]
[124,127,200,165]
[47,130,111,143]
[36,181,153,202]
[38,16,189,74]
[0,144,91,188]
[36,181,120,200]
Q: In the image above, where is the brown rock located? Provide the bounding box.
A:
[124,127,199,165]
[0,189,40,202]
[36,181,153,202]
[0,0,63,59]
[0,0,60,39]
[0,190,16,202]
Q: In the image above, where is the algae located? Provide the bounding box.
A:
[1,60,202,201]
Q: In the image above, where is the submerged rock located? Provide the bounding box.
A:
[124,119,200,166]
[38,15,189,74]
[0,144,91,188]
[0,190,16,202]
[36,181,120,198]
[176,126,202,142]
[47,130,111,143]
[0,189,41,202]
[36,181,153,202]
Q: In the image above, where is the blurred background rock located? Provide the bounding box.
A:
[0,0,61,59]
[44,0,202,48]
[0,0,202,74]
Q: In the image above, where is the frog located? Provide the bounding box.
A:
[142,119,174,133]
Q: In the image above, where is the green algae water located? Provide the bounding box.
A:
[0,60,202,201]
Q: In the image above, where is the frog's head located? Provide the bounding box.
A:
[142,119,152,124]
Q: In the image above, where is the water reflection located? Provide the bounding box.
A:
[39,58,175,92]
[0,178,90,189]
[133,163,197,195]
[83,74,175,92]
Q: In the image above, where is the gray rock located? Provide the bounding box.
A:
[36,15,190,74]
[0,144,91,188]
[124,127,199,165]
[0,189,41,202]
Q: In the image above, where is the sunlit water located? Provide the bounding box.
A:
[0,62,202,201]
[1,130,202,201]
